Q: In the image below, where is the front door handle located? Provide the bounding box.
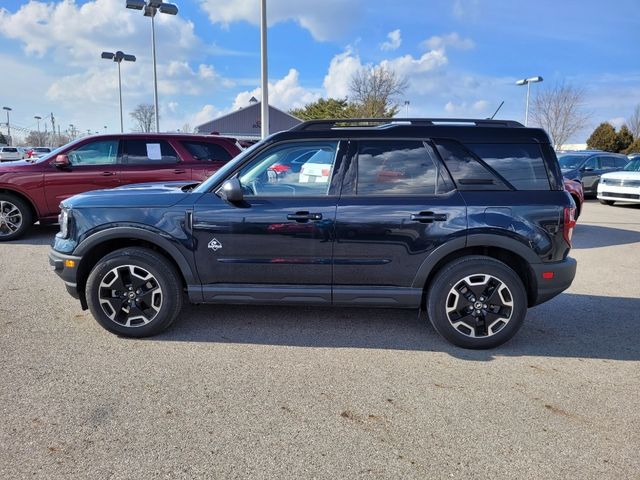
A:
[287,211,323,222]
[410,211,448,223]
[173,169,186,174]
[101,171,115,176]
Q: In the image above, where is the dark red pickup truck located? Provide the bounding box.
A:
[0,133,241,240]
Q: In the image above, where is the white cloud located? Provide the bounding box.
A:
[423,32,475,51]
[444,99,490,115]
[0,0,200,64]
[231,69,320,112]
[198,0,362,41]
[323,48,363,98]
[380,29,402,51]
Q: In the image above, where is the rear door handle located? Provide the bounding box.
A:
[410,211,448,223]
[287,211,323,222]
[101,171,115,176]
[173,169,186,174]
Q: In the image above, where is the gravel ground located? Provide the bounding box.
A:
[0,200,639,479]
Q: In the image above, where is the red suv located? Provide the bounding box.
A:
[0,133,241,240]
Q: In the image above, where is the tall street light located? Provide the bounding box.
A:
[3,107,12,145]
[260,0,269,139]
[515,76,543,126]
[102,50,137,132]
[126,0,179,133]
[34,116,42,145]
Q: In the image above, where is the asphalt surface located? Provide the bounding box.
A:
[1,200,639,479]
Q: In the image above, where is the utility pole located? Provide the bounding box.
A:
[50,113,56,146]
[260,0,269,139]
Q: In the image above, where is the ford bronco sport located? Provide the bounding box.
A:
[50,119,577,349]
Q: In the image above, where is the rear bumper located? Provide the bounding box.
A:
[530,257,577,306]
[49,249,82,300]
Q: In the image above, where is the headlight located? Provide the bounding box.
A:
[58,209,70,239]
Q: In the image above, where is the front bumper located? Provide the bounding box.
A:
[49,249,82,300]
[597,185,640,203]
[530,257,577,306]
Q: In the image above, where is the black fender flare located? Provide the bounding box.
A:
[73,226,199,286]
[411,233,539,289]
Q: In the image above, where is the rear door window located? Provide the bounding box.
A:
[355,140,449,195]
[125,139,179,165]
[181,141,232,162]
[466,143,550,190]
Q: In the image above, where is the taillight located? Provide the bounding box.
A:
[563,207,576,247]
[321,167,330,177]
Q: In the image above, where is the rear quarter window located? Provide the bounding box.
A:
[181,141,232,162]
[466,143,551,190]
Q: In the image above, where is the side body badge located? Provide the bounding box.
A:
[208,238,223,251]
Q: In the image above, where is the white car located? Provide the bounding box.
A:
[27,147,52,158]
[597,158,640,205]
[0,146,22,162]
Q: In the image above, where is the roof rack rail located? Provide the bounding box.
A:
[290,118,524,131]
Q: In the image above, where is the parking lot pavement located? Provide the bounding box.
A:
[0,200,639,479]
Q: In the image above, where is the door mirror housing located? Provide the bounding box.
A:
[217,177,244,203]
[52,154,71,169]
[581,166,594,172]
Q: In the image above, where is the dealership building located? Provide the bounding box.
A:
[195,98,302,141]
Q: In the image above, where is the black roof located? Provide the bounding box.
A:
[269,118,552,144]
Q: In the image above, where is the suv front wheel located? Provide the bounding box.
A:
[86,247,183,337]
[426,256,527,349]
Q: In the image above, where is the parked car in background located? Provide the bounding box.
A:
[557,150,629,196]
[597,157,640,205]
[628,152,640,161]
[0,146,22,162]
[563,177,584,220]
[27,147,52,159]
[16,147,30,159]
[0,133,241,240]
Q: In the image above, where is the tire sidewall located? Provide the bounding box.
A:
[427,257,527,349]
[86,248,182,337]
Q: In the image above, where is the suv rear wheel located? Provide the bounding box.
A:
[0,193,33,241]
[426,256,527,349]
[86,247,183,337]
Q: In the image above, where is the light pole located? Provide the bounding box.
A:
[102,50,137,133]
[3,107,12,145]
[260,0,269,139]
[515,76,543,126]
[126,0,179,133]
[404,100,410,117]
[34,116,42,145]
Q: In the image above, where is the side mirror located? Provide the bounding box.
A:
[52,154,71,168]
[217,177,244,203]
[581,166,594,172]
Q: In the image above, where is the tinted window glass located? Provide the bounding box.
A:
[126,140,178,164]
[238,141,338,197]
[615,157,628,168]
[356,141,440,195]
[68,140,119,166]
[583,157,598,169]
[433,139,508,191]
[558,154,588,169]
[182,141,232,162]
[467,143,550,190]
[2,148,18,153]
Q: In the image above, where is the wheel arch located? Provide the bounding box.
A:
[0,188,40,222]
[73,227,198,309]
[413,236,538,308]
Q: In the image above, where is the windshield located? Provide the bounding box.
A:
[557,154,587,170]
[193,139,269,193]
[31,138,84,163]
[624,159,640,172]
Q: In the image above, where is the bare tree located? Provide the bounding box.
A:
[180,123,193,133]
[349,66,408,118]
[627,104,640,139]
[130,104,155,133]
[530,82,590,149]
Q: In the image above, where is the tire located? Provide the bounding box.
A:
[426,256,527,349]
[599,199,614,206]
[0,193,33,241]
[86,247,183,337]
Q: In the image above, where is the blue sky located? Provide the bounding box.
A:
[1,0,639,142]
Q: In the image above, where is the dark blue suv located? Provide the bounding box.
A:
[50,119,577,349]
